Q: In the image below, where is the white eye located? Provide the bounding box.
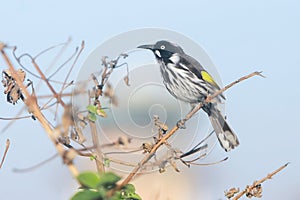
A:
[160,45,165,50]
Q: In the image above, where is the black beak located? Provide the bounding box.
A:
[137,44,155,50]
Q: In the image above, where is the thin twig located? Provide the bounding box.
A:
[40,80,73,112]
[37,91,85,99]
[44,38,72,75]
[184,157,228,166]
[207,71,265,102]
[31,58,66,107]
[60,41,84,94]
[0,139,10,169]
[34,39,70,59]
[1,105,28,133]
[107,158,137,167]
[104,148,143,155]
[0,116,32,120]
[47,46,78,80]
[232,163,289,200]
[12,39,73,84]
[13,153,59,173]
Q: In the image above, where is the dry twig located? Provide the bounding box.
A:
[0,139,10,169]
[226,163,289,199]
[89,121,105,173]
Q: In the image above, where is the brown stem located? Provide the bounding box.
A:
[59,41,84,99]
[0,139,10,169]
[31,59,66,107]
[206,71,265,102]
[232,163,289,200]
[89,121,105,173]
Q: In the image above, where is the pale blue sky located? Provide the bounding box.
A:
[1,0,300,199]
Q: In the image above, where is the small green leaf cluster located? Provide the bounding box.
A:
[71,172,141,200]
[87,105,107,122]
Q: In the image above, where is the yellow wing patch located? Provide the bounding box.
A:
[201,71,219,87]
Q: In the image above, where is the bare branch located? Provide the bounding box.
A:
[1,105,28,133]
[60,41,84,93]
[31,58,66,107]
[207,71,265,102]
[89,121,105,174]
[47,46,78,80]
[227,163,289,200]
[13,153,59,173]
[33,39,71,59]
[0,139,10,169]
[0,115,32,120]
[0,42,5,51]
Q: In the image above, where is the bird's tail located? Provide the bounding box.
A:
[204,104,239,152]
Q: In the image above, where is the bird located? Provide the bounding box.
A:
[137,40,239,151]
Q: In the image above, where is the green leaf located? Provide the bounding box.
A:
[110,191,121,200]
[87,105,98,114]
[118,184,141,200]
[71,190,101,200]
[98,172,121,189]
[90,155,97,161]
[88,113,97,122]
[77,172,101,189]
[111,190,142,200]
[123,184,135,193]
[104,158,110,167]
[124,192,142,200]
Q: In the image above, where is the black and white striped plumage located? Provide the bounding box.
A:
[138,40,239,151]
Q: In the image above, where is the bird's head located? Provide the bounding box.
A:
[137,40,184,59]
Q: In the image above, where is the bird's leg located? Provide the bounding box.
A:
[176,104,199,129]
[177,119,187,129]
[176,103,203,129]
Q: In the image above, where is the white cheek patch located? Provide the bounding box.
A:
[155,50,161,58]
[169,54,180,64]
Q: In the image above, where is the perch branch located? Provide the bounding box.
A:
[115,71,264,191]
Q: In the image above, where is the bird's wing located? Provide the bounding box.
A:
[180,54,220,88]
[200,70,220,89]
[180,53,225,99]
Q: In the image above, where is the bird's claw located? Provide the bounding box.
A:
[177,119,186,129]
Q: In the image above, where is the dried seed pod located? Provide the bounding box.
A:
[225,188,240,199]
[2,69,26,105]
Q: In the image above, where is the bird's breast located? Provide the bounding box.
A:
[157,60,208,103]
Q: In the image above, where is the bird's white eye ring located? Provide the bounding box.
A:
[160,45,165,50]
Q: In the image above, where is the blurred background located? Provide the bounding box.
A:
[1,0,300,199]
